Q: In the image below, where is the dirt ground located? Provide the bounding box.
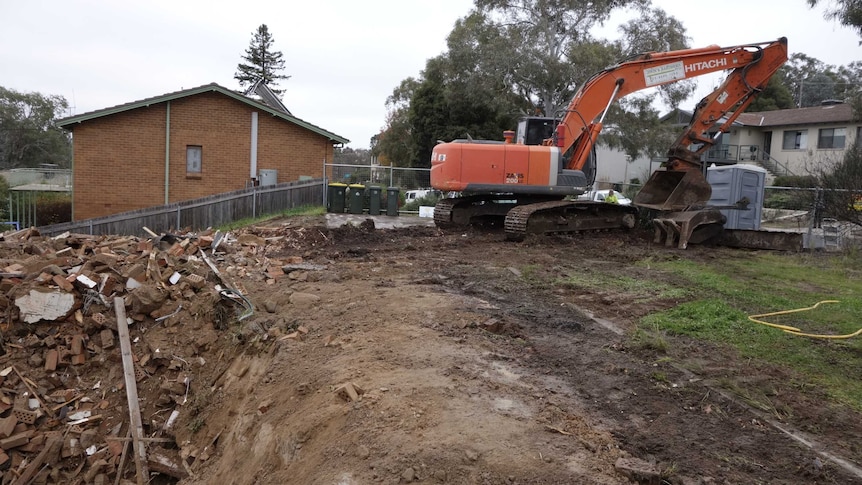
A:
[2,213,861,484]
[166,214,862,485]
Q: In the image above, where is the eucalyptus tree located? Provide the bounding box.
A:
[378,0,696,167]
[0,86,71,169]
[808,0,862,40]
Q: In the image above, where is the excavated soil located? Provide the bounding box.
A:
[0,214,860,484]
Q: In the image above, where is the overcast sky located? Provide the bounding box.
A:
[2,0,860,150]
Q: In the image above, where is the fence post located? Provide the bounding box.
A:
[252,186,257,219]
[322,158,328,208]
[176,206,181,231]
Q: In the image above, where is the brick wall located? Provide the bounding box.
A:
[70,92,334,220]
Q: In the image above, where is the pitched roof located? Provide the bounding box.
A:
[56,83,349,144]
[736,103,854,127]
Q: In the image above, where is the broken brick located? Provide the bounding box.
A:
[0,430,34,449]
[45,349,59,371]
[71,335,85,355]
[100,329,114,350]
[0,415,16,438]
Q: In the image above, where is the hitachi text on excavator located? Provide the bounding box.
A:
[429,38,788,248]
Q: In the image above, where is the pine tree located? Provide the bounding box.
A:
[234,24,290,96]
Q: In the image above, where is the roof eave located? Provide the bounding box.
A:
[56,83,350,145]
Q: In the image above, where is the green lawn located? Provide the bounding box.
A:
[640,252,862,410]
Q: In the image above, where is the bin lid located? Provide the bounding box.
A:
[387,187,400,191]
[348,184,365,188]
[328,182,348,187]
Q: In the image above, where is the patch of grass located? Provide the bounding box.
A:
[639,253,862,412]
[629,324,670,353]
[188,416,205,433]
[519,264,540,279]
[718,377,787,419]
[650,371,669,383]
[660,462,679,481]
[217,205,325,231]
[518,264,549,288]
[559,272,691,302]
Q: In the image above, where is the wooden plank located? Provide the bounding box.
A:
[11,435,62,485]
[114,429,131,485]
[13,366,53,418]
[115,297,149,485]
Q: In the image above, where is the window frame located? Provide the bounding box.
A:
[817,127,846,149]
[186,145,202,174]
[781,130,808,150]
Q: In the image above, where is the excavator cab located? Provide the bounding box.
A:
[516,117,557,146]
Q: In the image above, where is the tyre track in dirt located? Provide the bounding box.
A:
[419,227,862,484]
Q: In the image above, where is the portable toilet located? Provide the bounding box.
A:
[706,164,766,230]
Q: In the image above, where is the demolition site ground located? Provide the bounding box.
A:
[0,213,860,484]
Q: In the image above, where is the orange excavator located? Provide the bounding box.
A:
[430,37,788,248]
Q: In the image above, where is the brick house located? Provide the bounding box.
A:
[57,83,348,220]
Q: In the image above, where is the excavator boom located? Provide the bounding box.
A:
[562,38,788,174]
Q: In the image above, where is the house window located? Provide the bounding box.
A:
[782,130,808,150]
[186,146,202,173]
[818,128,846,149]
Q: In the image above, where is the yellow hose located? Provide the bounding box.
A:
[747,300,862,339]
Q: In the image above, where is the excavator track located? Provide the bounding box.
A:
[433,195,492,229]
[504,200,638,241]
[434,195,557,230]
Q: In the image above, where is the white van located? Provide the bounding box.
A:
[405,189,430,201]
[405,189,441,201]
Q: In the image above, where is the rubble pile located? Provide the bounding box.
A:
[0,223,331,484]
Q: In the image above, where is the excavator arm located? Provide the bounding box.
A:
[559,38,788,174]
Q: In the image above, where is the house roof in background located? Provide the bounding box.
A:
[736,103,854,127]
[56,83,349,144]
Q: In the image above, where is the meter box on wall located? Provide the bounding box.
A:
[259,169,278,186]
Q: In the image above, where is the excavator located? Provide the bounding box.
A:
[430,37,788,248]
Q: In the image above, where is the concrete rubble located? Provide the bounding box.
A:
[0,224,326,484]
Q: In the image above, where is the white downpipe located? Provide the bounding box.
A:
[250,112,259,181]
[164,101,171,204]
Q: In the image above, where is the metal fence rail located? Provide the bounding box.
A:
[36,179,323,237]
[325,163,431,189]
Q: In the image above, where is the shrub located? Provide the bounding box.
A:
[402,193,440,212]
[772,175,817,188]
[35,194,71,225]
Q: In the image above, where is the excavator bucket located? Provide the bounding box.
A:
[634,169,724,249]
[633,169,712,211]
[651,209,726,249]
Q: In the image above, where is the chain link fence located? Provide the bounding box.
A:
[325,163,431,189]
